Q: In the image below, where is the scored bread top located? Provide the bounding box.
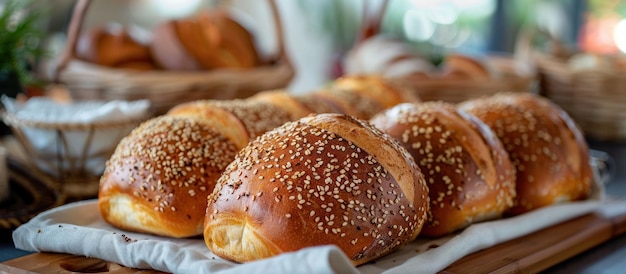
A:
[304,114,423,204]
[331,75,420,109]
[250,90,316,120]
[204,113,429,266]
[99,116,240,238]
[370,102,516,237]
[168,99,293,144]
[459,92,593,215]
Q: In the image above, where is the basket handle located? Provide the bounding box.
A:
[53,0,290,82]
[54,0,90,82]
[356,0,389,44]
[513,26,573,77]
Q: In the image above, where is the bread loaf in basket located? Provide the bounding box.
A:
[55,0,293,115]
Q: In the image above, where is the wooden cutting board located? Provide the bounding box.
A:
[0,252,165,274]
[443,210,626,273]
[3,210,626,274]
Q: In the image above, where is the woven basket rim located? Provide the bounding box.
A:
[59,59,293,87]
[535,52,625,77]
[535,51,626,141]
[0,109,151,130]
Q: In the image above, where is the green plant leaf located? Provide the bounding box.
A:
[0,0,48,85]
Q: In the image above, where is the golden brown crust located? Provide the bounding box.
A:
[311,76,420,120]
[459,92,593,215]
[249,90,315,120]
[441,54,490,80]
[149,10,258,71]
[167,100,249,149]
[167,99,293,142]
[204,113,429,266]
[98,116,240,238]
[306,91,361,117]
[150,20,203,71]
[173,10,259,70]
[370,102,516,237]
[291,93,343,114]
[76,26,153,68]
[199,9,259,69]
[331,75,420,109]
[174,15,221,69]
[314,88,385,120]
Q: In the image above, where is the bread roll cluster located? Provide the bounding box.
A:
[459,93,593,215]
[371,102,516,237]
[98,75,419,238]
[151,9,259,71]
[403,54,495,82]
[75,9,259,71]
[99,74,594,265]
[370,93,593,237]
[75,24,156,70]
[343,36,492,81]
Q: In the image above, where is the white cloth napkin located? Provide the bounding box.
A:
[12,200,357,274]
[13,198,614,274]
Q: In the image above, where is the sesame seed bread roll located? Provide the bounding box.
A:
[292,92,343,114]
[167,99,293,145]
[440,54,491,80]
[331,75,420,109]
[459,92,593,215]
[370,102,516,237]
[315,87,385,120]
[163,101,249,149]
[312,76,420,120]
[306,91,362,118]
[99,116,240,238]
[249,90,318,120]
[203,113,429,266]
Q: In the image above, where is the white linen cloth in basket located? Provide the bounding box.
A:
[1,96,150,177]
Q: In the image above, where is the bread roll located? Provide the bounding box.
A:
[313,76,420,120]
[167,99,293,144]
[75,25,154,69]
[150,20,203,71]
[440,54,490,80]
[204,113,429,266]
[307,91,362,118]
[370,102,516,237]
[291,93,344,114]
[343,35,435,78]
[250,90,318,120]
[459,93,593,215]
[306,88,379,120]
[196,9,259,69]
[150,9,259,71]
[99,116,240,238]
[332,75,420,109]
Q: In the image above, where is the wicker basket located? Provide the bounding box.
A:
[349,1,534,104]
[0,103,150,199]
[400,55,535,103]
[535,51,626,141]
[54,0,294,115]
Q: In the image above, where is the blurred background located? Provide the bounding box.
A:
[0,0,626,92]
[3,0,624,93]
